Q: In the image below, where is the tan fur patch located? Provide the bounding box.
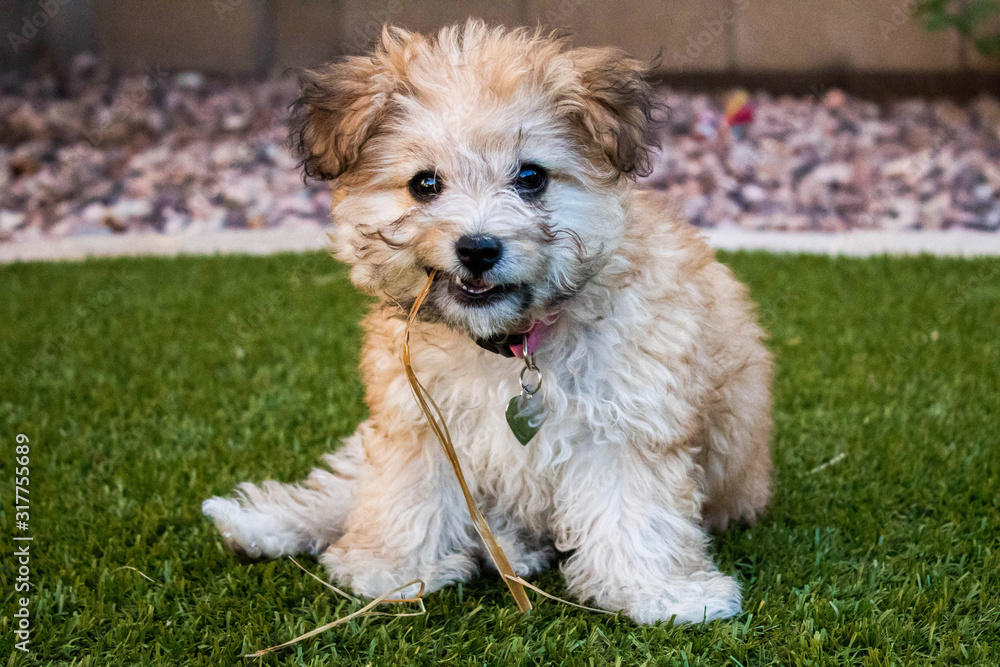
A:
[206,21,772,627]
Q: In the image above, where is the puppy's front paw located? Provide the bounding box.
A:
[202,496,286,561]
[319,548,425,600]
[625,571,742,625]
[320,544,476,600]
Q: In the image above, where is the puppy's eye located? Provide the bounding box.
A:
[514,163,548,199]
[409,171,443,201]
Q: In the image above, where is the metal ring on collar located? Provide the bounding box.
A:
[519,361,542,395]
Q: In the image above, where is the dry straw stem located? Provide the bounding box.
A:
[504,575,615,615]
[405,272,618,618]
[112,566,159,584]
[244,558,427,659]
[287,556,359,602]
[809,452,847,474]
[403,270,532,612]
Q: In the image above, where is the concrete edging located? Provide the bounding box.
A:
[700,229,1000,257]
[0,228,332,264]
[2,229,1000,264]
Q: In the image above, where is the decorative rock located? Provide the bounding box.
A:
[881,198,921,231]
[983,206,1000,230]
[974,183,995,203]
[0,210,26,239]
[222,113,250,132]
[741,183,767,205]
[1,64,998,243]
[111,198,152,221]
[175,72,205,89]
[822,89,847,110]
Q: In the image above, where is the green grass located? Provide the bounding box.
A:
[1,250,999,666]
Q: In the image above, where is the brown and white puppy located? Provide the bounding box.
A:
[203,20,772,624]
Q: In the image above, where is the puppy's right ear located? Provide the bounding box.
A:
[289,56,396,180]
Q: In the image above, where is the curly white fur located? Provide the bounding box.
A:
[203,21,772,624]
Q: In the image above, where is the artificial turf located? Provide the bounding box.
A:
[1,250,998,666]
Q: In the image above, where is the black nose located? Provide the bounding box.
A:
[455,234,503,275]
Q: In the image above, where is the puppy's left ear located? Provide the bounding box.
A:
[569,48,663,179]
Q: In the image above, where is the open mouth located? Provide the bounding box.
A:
[440,272,516,307]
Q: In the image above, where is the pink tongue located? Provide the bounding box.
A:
[509,320,550,359]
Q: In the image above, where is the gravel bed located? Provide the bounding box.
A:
[2,56,999,243]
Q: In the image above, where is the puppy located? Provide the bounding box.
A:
[203,20,772,624]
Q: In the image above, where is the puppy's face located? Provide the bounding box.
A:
[293,22,657,340]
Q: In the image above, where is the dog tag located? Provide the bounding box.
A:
[505,392,546,445]
[505,356,546,445]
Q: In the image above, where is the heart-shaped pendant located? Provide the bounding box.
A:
[505,392,546,445]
